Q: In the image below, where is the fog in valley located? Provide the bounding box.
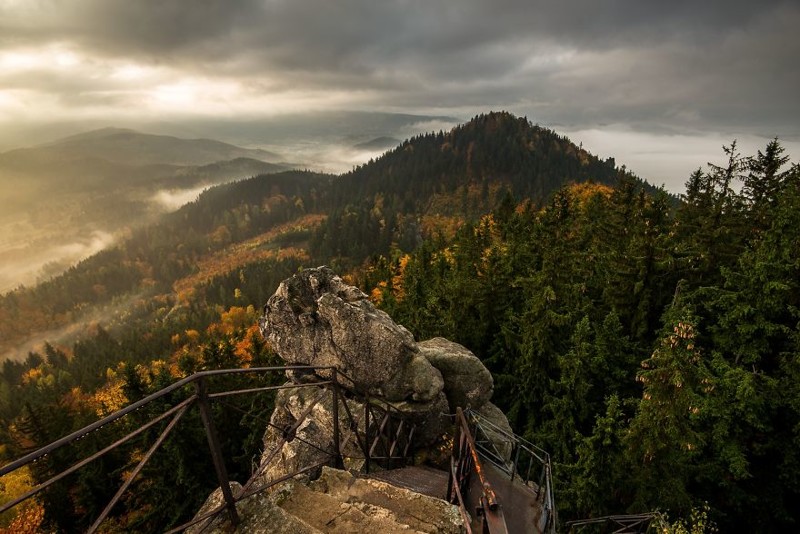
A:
[0,113,463,293]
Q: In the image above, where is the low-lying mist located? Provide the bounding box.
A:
[151,184,209,211]
[0,229,114,293]
[0,116,461,296]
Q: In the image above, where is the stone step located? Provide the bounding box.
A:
[366,465,450,500]
[276,480,426,534]
[310,466,464,534]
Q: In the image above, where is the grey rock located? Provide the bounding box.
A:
[418,337,493,411]
[260,267,419,394]
[189,480,323,534]
[382,352,445,403]
[474,402,515,462]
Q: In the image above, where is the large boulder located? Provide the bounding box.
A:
[381,352,444,403]
[260,266,443,401]
[418,337,493,411]
[260,267,411,388]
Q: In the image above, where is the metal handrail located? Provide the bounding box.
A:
[565,512,668,533]
[0,365,331,479]
[449,407,508,533]
[449,456,474,534]
[466,408,558,534]
[0,364,418,532]
[331,367,417,472]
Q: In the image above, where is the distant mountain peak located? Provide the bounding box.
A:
[34,128,281,166]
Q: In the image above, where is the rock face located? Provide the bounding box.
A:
[418,337,494,412]
[260,266,444,402]
[192,267,517,532]
[259,385,367,485]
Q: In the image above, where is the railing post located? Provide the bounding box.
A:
[447,414,461,502]
[195,377,240,527]
[331,369,343,469]
[364,393,370,474]
[510,442,520,482]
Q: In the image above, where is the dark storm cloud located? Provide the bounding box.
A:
[1,0,798,135]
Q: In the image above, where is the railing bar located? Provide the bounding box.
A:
[208,381,333,400]
[0,395,197,516]
[449,457,473,534]
[388,420,404,457]
[402,426,415,457]
[238,460,328,501]
[164,501,230,534]
[476,452,514,478]
[368,411,391,456]
[473,445,506,463]
[87,403,189,533]
[195,378,239,527]
[455,408,499,510]
[364,394,370,474]
[474,423,509,468]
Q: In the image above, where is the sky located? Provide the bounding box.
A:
[1,0,799,191]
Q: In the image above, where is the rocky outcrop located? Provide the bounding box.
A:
[260,266,444,402]
[418,337,494,412]
[191,268,523,532]
[257,267,507,458]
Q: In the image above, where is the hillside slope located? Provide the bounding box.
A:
[0,112,638,358]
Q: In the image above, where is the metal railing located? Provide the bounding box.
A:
[0,365,416,533]
[565,512,668,533]
[467,408,558,534]
[448,407,509,534]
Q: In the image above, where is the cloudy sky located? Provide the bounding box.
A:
[1,0,799,190]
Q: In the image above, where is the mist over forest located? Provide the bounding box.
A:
[0,112,457,292]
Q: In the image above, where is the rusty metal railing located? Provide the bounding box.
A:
[467,408,557,534]
[0,365,416,533]
[448,407,508,533]
[565,512,668,533]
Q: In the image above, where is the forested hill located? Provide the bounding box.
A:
[313,111,646,261]
[335,111,624,209]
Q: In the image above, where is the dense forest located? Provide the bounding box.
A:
[1,112,798,532]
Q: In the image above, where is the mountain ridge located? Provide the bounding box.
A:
[11,127,282,167]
